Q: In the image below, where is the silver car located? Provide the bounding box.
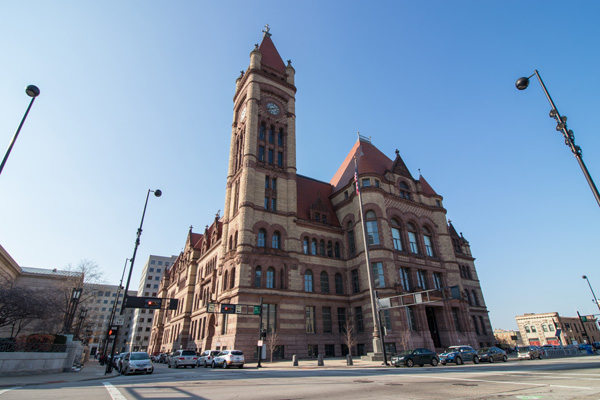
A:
[212,350,245,369]
[168,349,198,368]
[197,350,220,367]
[121,352,154,375]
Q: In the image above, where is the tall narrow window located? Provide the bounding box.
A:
[266,267,275,289]
[271,198,277,212]
[305,306,315,333]
[254,266,262,288]
[372,262,385,288]
[322,307,332,333]
[351,269,360,293]
[383,309,392,332]
[417,270,428,289]
[272,231,280,249]
[278,129,284,146]
[355,307,364,333]
[304,270,313,292]
[319,240,325,256]
[479,316,487,335]
[303,237,309,254]
[264,197,269,210]
[472,316,480,335]
[259,122,266,140]
[433,272,442,290]
[272,178,277,190]
[334,242,341,258]
[335,273,344,294]
[277,152,283,166]
[268,126,275,144]
[423,226,435,257]
[320,271,329,293]
[399,181,411,200]
[327,241,333,257]
[391,219,403,251]
[406,307,416,331]
[348,227,356,256]
[259,146,265,162]
[407,223,419,254]
[265,175,269,189]
[311,239,317,255]
[268,149,274,164]
[452,308,461,331]
[400,267,412,291]
[365,210,380,245]
[337,308,347,333]
[258,229,266,247]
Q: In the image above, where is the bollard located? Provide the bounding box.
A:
[317,354,324,366]
[292,354,298,366]
[346,354,353,366]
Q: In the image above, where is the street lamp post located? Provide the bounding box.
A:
[582,275,600,314]
[120,189,162,315]
[64,287,83,334]
[516,70,600,208]
[0,85,40,177]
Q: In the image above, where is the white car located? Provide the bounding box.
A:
[212,350,244,369]
[197,350,220,367]
[121,352,154,375]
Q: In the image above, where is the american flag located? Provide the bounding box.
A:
[355,162,360,195]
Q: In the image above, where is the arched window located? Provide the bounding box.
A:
[320,271,329,293]
[399,181,411,200]
[305,270,313,292]
[259,122,266,141]
[278,128,284,146]
[348,224,356,256]
[423,226,435,257]
[311,239,317,255]
[334,242,341,258]
[258,229,266,248]
[407,223,419,254]
[254,266,262,288]
[465,289,472,305]
[303,237,309,254]
[319,240,325,256]
[223,270,229,290]
[365,211,380,245]
[234,231,238,248]
[327,241,333,257]
[267,267,275,289]
[391,219,403,251]
[472,290,480,306]
[269,125,275,144]
[272,231,280,249]
[230,267,236,289]
[335,273,344,294]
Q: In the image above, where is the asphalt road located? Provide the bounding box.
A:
[2,357,599,399]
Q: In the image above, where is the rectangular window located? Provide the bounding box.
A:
[272,178,277,190]
[372,262,385,288]
[305,306,316,333]
[337,308,347,333]
[472,316,480,335]
[277,152,283,166]
[433,272,443,290]
[392,228,402,251]
[452,308,461,332]
[265,176,269,189]
[406,307,416,331]
[417,270,428,289]
[149,268,154,272]
[362,178,370,187]
[400,267,411,291]
[355,307,364,333]
[351,269,360,293]
[348,230,356,256]
[271,198,277,212]
[322,307,332,333]
[325,344,335,356]
[264,197,269,210]
[383,309,392,332]
[259,146,265,162]
[268,149,273,164]
[479,316,487,335]
[542,324,548,332]
[261,304,277,333]
[278,131,283,146]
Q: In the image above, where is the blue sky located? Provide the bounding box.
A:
[1,1,599,331]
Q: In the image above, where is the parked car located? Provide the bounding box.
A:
[197,350,221,367]
[517,346,542,360]
[390,348,439,367]
[157,353,168,363]
[168,350,198,368]
[477,346,508,363]
[115,352,129,372]
[121,352,154,375]
[212,350,245,369]
[439,346,480,365]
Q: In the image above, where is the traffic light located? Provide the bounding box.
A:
[108,329,115,336]
[144,299,162,309]
[221,304,235,314]
[581,316,588,322]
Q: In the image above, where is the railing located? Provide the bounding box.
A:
[0,341,67,353]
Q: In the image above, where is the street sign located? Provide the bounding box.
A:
[207,303,216,313]
[257,340,263,347]
[253,305,261,315]
[113,315,125,326]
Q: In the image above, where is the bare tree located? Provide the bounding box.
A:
[266,330,280,363]
[341,315,357,357]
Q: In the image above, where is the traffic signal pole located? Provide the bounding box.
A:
[257,297,263,368]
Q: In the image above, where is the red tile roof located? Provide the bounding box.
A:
[419,175,438,196]
[259,35,286,73]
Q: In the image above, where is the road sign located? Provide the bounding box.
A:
[253,305,261,315]
[113,315,125,326]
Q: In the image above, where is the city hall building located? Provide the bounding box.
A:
[149,28,494,360]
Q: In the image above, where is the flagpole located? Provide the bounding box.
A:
[354,156,383,354]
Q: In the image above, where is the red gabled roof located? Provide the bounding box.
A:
[330,139,394,193]
[259,35,286,73]
[296,175,341,227]
[419,175,438,196]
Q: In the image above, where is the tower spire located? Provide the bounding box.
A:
[262,24,271,38]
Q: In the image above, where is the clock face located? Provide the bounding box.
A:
[266,102,280,115]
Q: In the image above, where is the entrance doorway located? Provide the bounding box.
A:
[426,307,441,348]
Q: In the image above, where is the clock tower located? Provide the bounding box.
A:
[222,25,298,266]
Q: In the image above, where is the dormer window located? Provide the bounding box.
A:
[362,178,371,188]
[399,181,411,200]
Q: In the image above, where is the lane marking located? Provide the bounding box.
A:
[103,382,127,400]
[407,374,593,390]
[0,387,22,395]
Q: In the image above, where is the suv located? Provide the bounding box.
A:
[121,352,154,375]
[197,350,221,367]
[517,346,542,360]
[439,346,480,365]
[212,350,245,369]
[168,350,198,368]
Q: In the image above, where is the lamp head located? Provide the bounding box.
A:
[153,189,162,198]
[25,85,40,98]
[583,275,587,279]
[515,77,530,90]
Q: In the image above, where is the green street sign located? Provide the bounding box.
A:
[253,305,261,315]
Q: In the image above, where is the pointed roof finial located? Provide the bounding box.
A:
[262,24,271,38]
[418,168,422,177]
[395,149,400,156]
[287,59,292,66]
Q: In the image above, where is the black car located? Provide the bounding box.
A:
[390,348,439,367]
[477,346,508,363]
